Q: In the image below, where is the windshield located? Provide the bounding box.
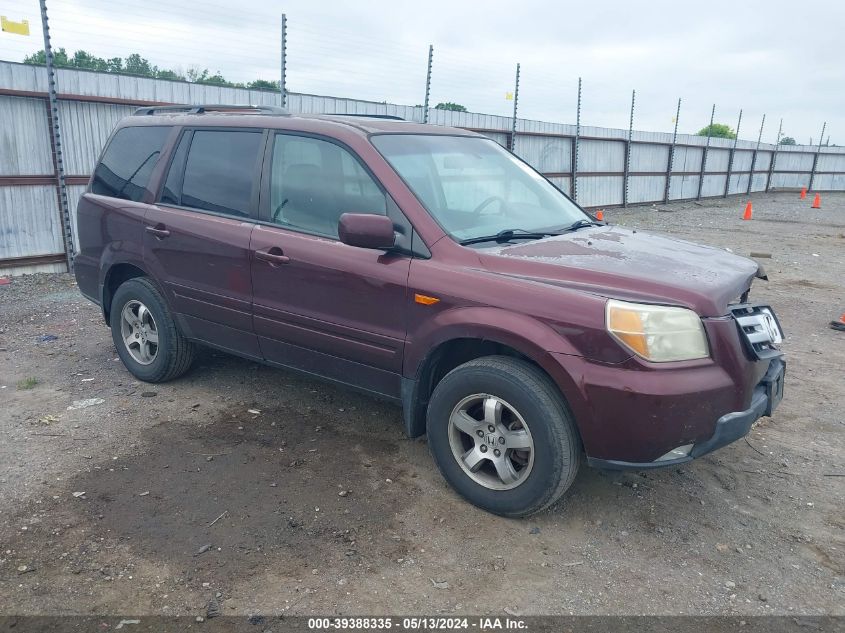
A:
[371,134,588,242]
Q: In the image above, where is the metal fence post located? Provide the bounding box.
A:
[623,89,635,207]
[422,44,433,124]
[747,114,765,195]
[38,0,74,273]
[766,118,783,193]
[664,98,681,203]
[509,63,520,151]
[723,109,742,197]
[808,121,826,192]
[280,14,287,108]
[696,104,716,201]
[572,77,582,202]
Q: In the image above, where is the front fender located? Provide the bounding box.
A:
[404,306,581,380]
[402,306,593,440]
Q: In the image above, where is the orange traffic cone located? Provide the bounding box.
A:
[830,314,845,332]
[811,193,821,209]
[595,210,605,221]
[799,187,807,199]
[742,201,753,220]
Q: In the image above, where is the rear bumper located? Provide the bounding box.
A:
[586,358,784,470]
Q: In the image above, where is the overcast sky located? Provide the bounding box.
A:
[1,0,841,144]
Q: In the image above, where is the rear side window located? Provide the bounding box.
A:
[164,130,263,217]
[91,126,171,202]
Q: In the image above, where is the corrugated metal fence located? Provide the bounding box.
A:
[2,60,844,275]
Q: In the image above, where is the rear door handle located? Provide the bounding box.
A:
[255,247,290,266]
[145,225,170,239]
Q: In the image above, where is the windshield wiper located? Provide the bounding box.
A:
[459,228,561,246]
[562,218,600,232]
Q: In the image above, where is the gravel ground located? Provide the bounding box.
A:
[0,191,843,617]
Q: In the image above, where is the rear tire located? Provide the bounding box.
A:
[109,277,195,383]
[426,356,580,517]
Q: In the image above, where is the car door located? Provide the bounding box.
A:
[250,132,411,399]
[144,127,266,358]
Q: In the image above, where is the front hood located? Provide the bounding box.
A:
[477,226,759,316]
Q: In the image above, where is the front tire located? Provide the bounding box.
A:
[109,277,195,383]
[426,356,580,517]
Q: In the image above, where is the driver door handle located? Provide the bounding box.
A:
[255,247,290,266]
[145,225,170,239]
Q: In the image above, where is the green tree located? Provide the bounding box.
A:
[779,136,797,145]
[23,49,246,88]
[155,69,185,81]
[123,53,155,76]
[23,47,69,66]
[696,123,736,139]
[247,79,280,91]
[435,102,468,112]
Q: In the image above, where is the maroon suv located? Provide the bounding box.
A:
[74,104,785,517]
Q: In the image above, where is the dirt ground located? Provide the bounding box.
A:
[1,192,843,617]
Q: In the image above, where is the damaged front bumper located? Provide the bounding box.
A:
[587,357,785,470]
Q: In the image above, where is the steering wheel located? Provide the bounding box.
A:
[470,195,506,217]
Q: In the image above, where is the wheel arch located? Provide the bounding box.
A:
[401,314,587,439]
[101,261,152,322]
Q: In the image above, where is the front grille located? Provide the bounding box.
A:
[731,304,784,360]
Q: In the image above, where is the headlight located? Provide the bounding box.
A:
[606,299,709,362]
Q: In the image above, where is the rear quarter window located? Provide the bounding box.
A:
[91,126,171,202]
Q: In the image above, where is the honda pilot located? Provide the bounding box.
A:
[74,104,785,517]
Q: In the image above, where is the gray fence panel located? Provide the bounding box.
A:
[755,151,773,171]
[579,176,624,206]
[629,143,669,172]
[58,101,133,175]
[700,174,726,197]
[774,151,815,172]
[628,175,666,203]
[669,175,700,200]
[704,148,730,172]
[0,96,54,176]
[770,172,811,189]
[728,174,750,195]
[548,176,571,194]
[731,150,754,172]
[672,146,704,173]
[817,153,845,173]
[0,185,63,258]
[580,139,625,172]
[513,135,571,173]
[750,173,769,192]
[479,131,510,148]
[811,173,845,190]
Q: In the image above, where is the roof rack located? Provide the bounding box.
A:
[323,113,405,121]
[133,104,289,116]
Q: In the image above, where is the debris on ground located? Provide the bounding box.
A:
[67,398,105,411]
[430,578,449,589]
[36,334,58,343]
[206,597,221,618]
[195,544,212,556]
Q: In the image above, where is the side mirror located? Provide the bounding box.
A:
[338,213,396,250]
